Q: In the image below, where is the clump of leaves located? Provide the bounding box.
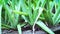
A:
[1,0,60,34]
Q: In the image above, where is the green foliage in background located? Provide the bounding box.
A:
[0,0,60,34]
[0,4,2,34]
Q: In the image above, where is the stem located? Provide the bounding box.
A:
[33,7,43,34]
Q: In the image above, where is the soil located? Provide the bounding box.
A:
[2,25,60,34]
[2,30,47,34]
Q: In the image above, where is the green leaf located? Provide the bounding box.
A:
[13,10,28,16]
[0,5,2,34]
[36,21,55,34]
[17,24,22,34]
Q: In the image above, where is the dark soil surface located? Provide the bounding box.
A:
[2,25,60,34]
[2,30,47,34]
